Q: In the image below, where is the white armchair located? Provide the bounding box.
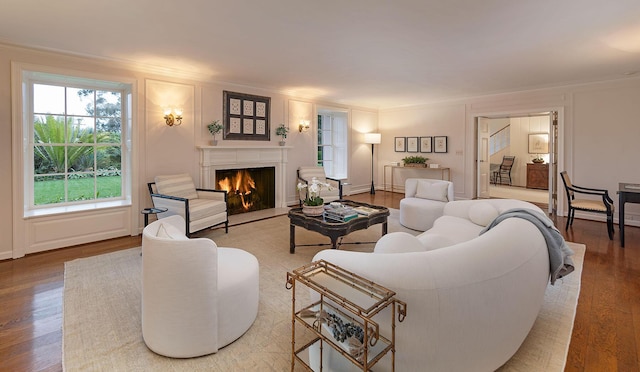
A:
[297,166,343,205]
[400,178,454,231]
[141,215,259,358]
[148,173,228,236]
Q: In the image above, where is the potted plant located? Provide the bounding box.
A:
[297,177,333,216]
[207,120,223,146]
[275,124,289,146]
[402,155,428,167]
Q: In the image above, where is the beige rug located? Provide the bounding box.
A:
[63,211,585,371]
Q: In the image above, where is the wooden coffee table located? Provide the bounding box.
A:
[288,200,389,253]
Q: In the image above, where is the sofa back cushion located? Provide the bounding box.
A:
[155,173,199,200]
[468,202,500,227]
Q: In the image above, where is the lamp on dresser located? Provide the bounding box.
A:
[364,133,381,194]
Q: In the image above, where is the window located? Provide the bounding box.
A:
[490,124,510,156]
[317,110,348,179]
[22,70,132,213]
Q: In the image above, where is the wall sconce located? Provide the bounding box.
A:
[298,120,311,133]
[164,107,183,127]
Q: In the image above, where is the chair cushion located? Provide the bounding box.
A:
[573,199,614,212]
[298,166,329,182]
[155,174,199,200]
[399,197,447,231]
[415,180,449,202]
[468,202,499,227]
[189,198,227,221]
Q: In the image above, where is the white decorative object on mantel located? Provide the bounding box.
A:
[198,146,292,209]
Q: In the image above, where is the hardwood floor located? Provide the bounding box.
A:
[0,191,638,371]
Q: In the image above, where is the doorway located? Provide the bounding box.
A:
[475,112,557,213]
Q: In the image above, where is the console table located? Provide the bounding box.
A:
[383,165,451,193]
[618,183,640,247]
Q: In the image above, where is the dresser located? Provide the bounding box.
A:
[526,163,549,190]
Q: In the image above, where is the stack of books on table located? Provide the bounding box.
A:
[352,206,379,216]
[323,205,359,222]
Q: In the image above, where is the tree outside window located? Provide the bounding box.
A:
[31,83,123,205]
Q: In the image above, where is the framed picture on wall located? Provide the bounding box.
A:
[223,90,270,141]
[434,136,448,153]
[407,137,418,152]
[419,136,432,153]
[394,137,406,152]
[528,133,549,154]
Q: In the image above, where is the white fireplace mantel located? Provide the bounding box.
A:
[198,146,292,208]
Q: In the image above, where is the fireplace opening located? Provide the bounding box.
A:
[216,167,275,215]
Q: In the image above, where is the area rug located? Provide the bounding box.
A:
[63,211,585,371]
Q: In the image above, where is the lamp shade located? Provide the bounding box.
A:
[364,133,381,144]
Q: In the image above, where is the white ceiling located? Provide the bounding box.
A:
[2,0,640,108]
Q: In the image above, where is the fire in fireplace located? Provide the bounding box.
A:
[216,167,275,215]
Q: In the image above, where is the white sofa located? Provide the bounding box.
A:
[399,178,454,231]
[313,199,554,371]
[141,215,259,358]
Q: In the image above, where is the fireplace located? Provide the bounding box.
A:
[199,146,290,210]
[216,167,276,215]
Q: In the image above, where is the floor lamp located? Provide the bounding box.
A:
[364,133,381,194]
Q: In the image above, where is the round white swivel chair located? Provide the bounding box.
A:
[141,215,259,358]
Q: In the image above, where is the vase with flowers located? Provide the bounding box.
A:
[297,177,333,216]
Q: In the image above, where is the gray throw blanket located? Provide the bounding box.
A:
[480,208,575,285]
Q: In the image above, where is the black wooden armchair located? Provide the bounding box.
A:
[560,171,614,240]
[492,156,516,185]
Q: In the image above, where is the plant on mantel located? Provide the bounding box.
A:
[402,155,428,167]
[207,120,223,145]
[275,123,289,146]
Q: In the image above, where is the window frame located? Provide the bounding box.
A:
[317,110,348,180]
[18,67,133,217]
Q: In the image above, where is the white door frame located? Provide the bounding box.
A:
[472,107,565,215]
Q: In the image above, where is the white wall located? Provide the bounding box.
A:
[380,78,640,228]
[378,103,466,194]
[3,41,640,259]
[0,43,376,259]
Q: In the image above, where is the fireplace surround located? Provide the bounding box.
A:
[199,146,290,211]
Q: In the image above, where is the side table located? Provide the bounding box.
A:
[141,207,168,227]
[618,183,640,247]
[286,260,406,371]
